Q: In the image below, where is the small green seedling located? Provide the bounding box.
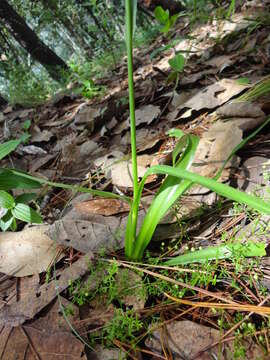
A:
[0,140,41,231]
[167,53,185,84]
[154,6,179,34]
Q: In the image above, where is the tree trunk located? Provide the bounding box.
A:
[0,94,7,107]
[0,0,68,82]
[40,0,93,53]
[139,0,184,15]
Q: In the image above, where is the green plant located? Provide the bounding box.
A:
[167,53,186,85]
[90,308,143,347]
[123,0,270,261]
[154,6,179,34]
[0,140,42,231]
[2,0,270,261]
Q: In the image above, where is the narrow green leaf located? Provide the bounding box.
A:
[126,135,199,260]
[11,203,42,224]
[0,169,41,190]
[169,54,185,72]
[0,190,15,209]
[132,0,137,39]
[161,20,171,33]
[143,165,270,216]
[165,242,266,265]
[0,140,20,160]
[169,13,179,28]
[4,168,130,202]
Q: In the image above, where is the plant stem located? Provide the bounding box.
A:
[125,0,139,254]
[125,0,138,202]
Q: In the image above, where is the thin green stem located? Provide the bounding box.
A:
[125,0,138,201]
[125,0,139,256]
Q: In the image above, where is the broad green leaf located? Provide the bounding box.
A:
[0,140,20,160]
[169,54,185,72]
[165,242,266,265]
[0,191,15,209]
[154,6,169,24]
[0,213,15,231]
[0,169,41,190]
[12,203,42,224]
[15,193,37,204]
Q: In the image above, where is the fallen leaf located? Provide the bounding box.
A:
[75,198,130,216]
[190,120,243,178]
[0,297,87,360]
[87,345,125,360]
[146,320,265,360]
[0,225,61,277]
[31,129,53,143]
[110,157,155,188]
[205,55,234,71]
[0,252,93,326]
[217,101,265,118]
[94,150,125,177]
[20,145,47,156]
[130,105,160,126]
[184,79,249,111]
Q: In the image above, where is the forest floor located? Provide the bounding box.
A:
[1,1,270,359]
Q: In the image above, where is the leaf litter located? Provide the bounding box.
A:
[1,1,270,358]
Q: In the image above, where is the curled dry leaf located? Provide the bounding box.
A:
[0,225,61,277]
[75,198,130,216]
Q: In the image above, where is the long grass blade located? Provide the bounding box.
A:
[4,168,131,203]
[165,241,266,266]
[141,165,270,215]
[127,134,199,260]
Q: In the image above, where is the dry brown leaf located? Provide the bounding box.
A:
[217,101,265,118]
[183,79,249,111]
[131,104,160,126]
[0,252,93,326]
[75,198,130,216]
[0,226,61,277]
[110,156,156,188]
[190,120,243,179]
[0,298,87,360]
[146,320,266,360]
